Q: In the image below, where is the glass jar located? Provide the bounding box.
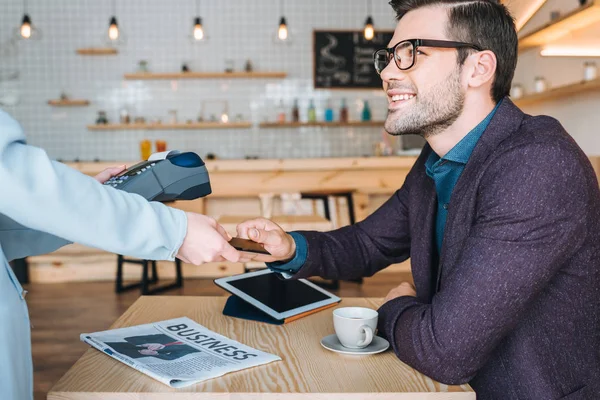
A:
[155,140,167,153]
[584,62,597,81]
[534,77,548,93]
[510,84,524,99]
[96,111,108,125]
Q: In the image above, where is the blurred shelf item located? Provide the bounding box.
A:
[123,71,287,80]
[76,48,118,55]
[513,77,600,107]
[518,0,600,53]
[87,122,252,131]
[48,99,90,107]
[259,121,385,128]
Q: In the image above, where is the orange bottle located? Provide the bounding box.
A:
[139,140,152,160]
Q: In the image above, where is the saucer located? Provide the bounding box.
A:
[320,334,390,355]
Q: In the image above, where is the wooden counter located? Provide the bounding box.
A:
[32,155,598,284]
[48,296,474,399]
[67,157,418,197]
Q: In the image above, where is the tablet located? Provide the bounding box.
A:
[214,269,341,322]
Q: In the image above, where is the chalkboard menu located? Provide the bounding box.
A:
[313,30,394,89]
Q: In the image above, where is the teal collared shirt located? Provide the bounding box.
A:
[425,100,502,254]
[268,101,502,276]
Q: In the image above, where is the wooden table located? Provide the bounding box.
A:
[48,296,474,399]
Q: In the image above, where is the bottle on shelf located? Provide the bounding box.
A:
[340,98,349,123]
[324,99,334,122]
[361,100,372,122]
[307,99,317,123]
[292,99,300,122]
[277,99,286,123]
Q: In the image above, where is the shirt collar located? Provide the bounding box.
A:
[425,99,503,172]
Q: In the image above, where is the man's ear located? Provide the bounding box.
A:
[466,50,497,89]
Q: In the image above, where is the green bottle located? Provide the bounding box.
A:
[308,99,317,122]
[361,100,372,122]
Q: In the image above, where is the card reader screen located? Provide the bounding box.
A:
[228,273,330,313]
[117,161,154,177]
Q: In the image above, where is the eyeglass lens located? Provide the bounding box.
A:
[374,41,415,74]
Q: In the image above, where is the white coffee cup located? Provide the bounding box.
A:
[333,307,378,349]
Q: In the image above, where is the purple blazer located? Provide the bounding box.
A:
[293,99,600,399]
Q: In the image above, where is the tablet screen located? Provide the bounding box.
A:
[228,273,330,313]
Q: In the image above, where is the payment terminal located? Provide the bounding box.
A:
[103,150,211,202]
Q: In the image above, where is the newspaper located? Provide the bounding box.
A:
[81,317,281,388]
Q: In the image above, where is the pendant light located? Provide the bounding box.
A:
[16,0,41,40]
[106,0,125,45]
[191,0,207,42]
[364,0,375,41]
[275,0,291,44]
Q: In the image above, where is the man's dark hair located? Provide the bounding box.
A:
[389,0,518,103]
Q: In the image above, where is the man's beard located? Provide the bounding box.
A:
[384,66,465,139]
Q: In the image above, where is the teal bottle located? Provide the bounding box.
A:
[324,99,334,122]
[361,100,372,121]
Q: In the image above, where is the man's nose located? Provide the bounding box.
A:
[380,59,407,86]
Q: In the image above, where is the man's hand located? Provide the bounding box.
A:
[177,213,241,265]
[235,217,296,263]
[94,165,127,183]
[383,282,417,304]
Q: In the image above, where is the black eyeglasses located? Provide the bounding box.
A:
[373,39,483,74]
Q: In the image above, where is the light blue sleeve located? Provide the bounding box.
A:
[0,109,187,261]
[0,213,71,261]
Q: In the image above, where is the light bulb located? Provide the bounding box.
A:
[108,16,119,41]
[221,113,229,123]
[364,16,374,41]
[278,17,288,41]
[193,17,204,40]
[20,15,32,39]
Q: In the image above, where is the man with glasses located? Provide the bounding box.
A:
[237,1,600,398]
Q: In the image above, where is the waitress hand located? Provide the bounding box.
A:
[235,217,296,263]
[94,165,127,183]
[177,213,241,265]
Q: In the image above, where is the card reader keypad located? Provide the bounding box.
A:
[103,163,155,188]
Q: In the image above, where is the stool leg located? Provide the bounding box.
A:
[150,261,158,283]
[346,193,356,225]
[322,197,331,221]
[141,260,149,295]
[115,255,124,293]
[175,258,183,288]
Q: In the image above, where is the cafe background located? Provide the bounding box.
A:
[1,0,600,399]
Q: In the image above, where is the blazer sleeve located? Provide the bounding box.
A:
[291,179,413,281]
[0,213,71,261]
[376,141,593,384]
[0,110,187,261]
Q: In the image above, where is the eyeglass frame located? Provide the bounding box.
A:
[374,39,483,74]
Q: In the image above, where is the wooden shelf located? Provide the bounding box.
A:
[87,122,252,131]
[76,48,118,55]
[513,77,600,107]
[48,99,90,107]
[518,0,600,53]
[259,121,384,128]
[124,71,287,80]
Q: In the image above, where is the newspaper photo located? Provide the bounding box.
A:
[81,317,281,388]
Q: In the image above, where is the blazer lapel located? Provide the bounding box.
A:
[439,98,526,276]
[409,145,438,303]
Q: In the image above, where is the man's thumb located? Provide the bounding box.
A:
[249,228,277,245]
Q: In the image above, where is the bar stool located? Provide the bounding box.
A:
[115,200,183,295]
[300,190,363,288]
[115,255,183,295]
